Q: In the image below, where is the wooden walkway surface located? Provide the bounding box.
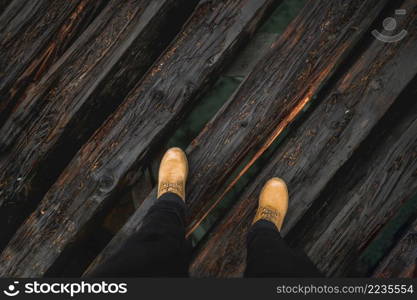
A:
[0,0,416,277]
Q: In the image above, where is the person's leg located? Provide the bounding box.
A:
[91,192,191,277]
[245,219,321,277]
[91,147,190,277]
[244,178,321,277]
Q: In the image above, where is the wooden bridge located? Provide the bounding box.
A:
[0,0,416,277]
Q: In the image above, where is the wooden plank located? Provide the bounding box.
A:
[189,0,417,277]
[0,0,12,15]
[296,100,417,276]
[0,0,105,127]
[0,0,277,277]
[0,0,198,251]
[373,218,417,278]
[183,0,393,234]
[86,0,391,275]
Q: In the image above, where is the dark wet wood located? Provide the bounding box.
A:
[184,0,392,234]
[373,218,417,278]
[295,92,417,277]
[87,0,392,276]
[0,0,106,127]
[0,0,12,15]
[0,0,198,251]
[189,0,417,277]
[0,0,277,277]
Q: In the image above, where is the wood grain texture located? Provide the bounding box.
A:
[189,0,417,277]
[0,0,106,126]
[86,0,391,276]
[184,0,391,234]
[0,0,12,15]
[296,93,417,276]
[0,0,277,277]
[0,0,198,251]
[373,218,417,278]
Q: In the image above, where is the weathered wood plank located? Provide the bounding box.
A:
[0,0,277,277]
[189,0,417,277]
[0,0,12,15]
[295,96,417,276]
[0,0,106,127]
[183,0,393,234]
[86,0,391,275]
[0,0,198,251]
[373,218,417,278]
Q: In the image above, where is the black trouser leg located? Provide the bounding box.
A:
[91,193,191,277]
[244,220,322,277]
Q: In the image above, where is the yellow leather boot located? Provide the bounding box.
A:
[253,178,288,231]
[157,147,188,201]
